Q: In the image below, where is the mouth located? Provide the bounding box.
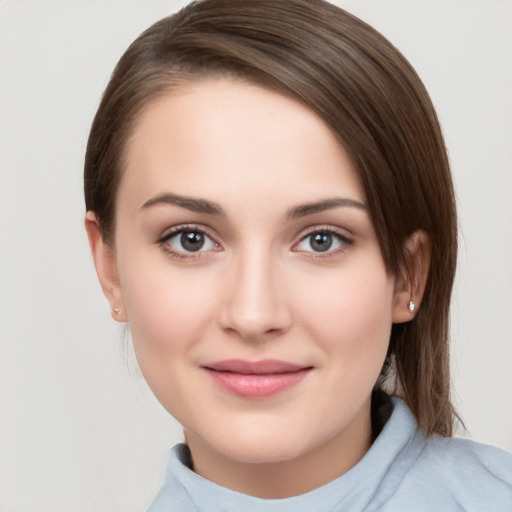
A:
[201,359,313,398]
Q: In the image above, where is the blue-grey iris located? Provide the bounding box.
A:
[311,233,332,252]
[181,231,205,252]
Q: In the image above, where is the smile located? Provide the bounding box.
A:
[202,359,313,398]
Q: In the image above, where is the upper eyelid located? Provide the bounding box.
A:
[296,224,354,241]
[157,223,219,244]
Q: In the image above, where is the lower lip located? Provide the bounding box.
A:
[204,368,311,398]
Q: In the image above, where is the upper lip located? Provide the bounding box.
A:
[202,359,311,374]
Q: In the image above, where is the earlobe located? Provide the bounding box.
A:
[84,212,127,322]
[392,230,431,323]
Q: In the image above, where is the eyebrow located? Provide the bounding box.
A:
[141,193,226,216]
[287,197,367,218]
[140,193,366,218]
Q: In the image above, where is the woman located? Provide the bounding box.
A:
[84,0,512,509]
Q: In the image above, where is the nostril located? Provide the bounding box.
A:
[219,312,291,342]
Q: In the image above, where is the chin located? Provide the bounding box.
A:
[202,427,319,465]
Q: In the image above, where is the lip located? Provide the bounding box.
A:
[201,359,312,398]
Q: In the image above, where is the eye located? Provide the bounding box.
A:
[295,229,352,254]
[159,227,220,256]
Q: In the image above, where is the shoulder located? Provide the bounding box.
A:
[424,434,512,474]
[376,400,512,511]
[420,434,512,488]
[395,432,512,511]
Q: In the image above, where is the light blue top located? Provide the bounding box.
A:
[147,399,512,511]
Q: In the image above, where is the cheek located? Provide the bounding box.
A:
[119,265,218,410]
[118,258,216,362]
[299,260,394,368]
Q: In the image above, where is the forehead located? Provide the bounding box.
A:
[120,78,364,208]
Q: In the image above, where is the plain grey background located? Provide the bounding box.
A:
[1,1,511,510]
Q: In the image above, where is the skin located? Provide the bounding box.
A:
[86,78,426,498]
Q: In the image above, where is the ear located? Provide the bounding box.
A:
[85,211,127,322]
[392,230,431,323]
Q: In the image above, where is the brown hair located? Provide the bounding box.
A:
[84,0,458,436]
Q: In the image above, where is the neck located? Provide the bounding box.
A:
[185,401,373,499]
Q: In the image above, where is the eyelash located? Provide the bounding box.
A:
[156,224,354,260]
[293,227,354,258]
[156,224,221,260]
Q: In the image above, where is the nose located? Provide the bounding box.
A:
[218,250,292,342]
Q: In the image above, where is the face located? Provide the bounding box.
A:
[96,78,408,482]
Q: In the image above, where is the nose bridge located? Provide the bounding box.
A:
[220,245,290,340]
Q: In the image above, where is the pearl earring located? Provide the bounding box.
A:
[408,300,415,312]
[113,308,121,314]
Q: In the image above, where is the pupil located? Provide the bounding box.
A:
[311,233,332,252]
[181,232,205,252]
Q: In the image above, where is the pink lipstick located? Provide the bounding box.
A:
[202,359,312,398]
